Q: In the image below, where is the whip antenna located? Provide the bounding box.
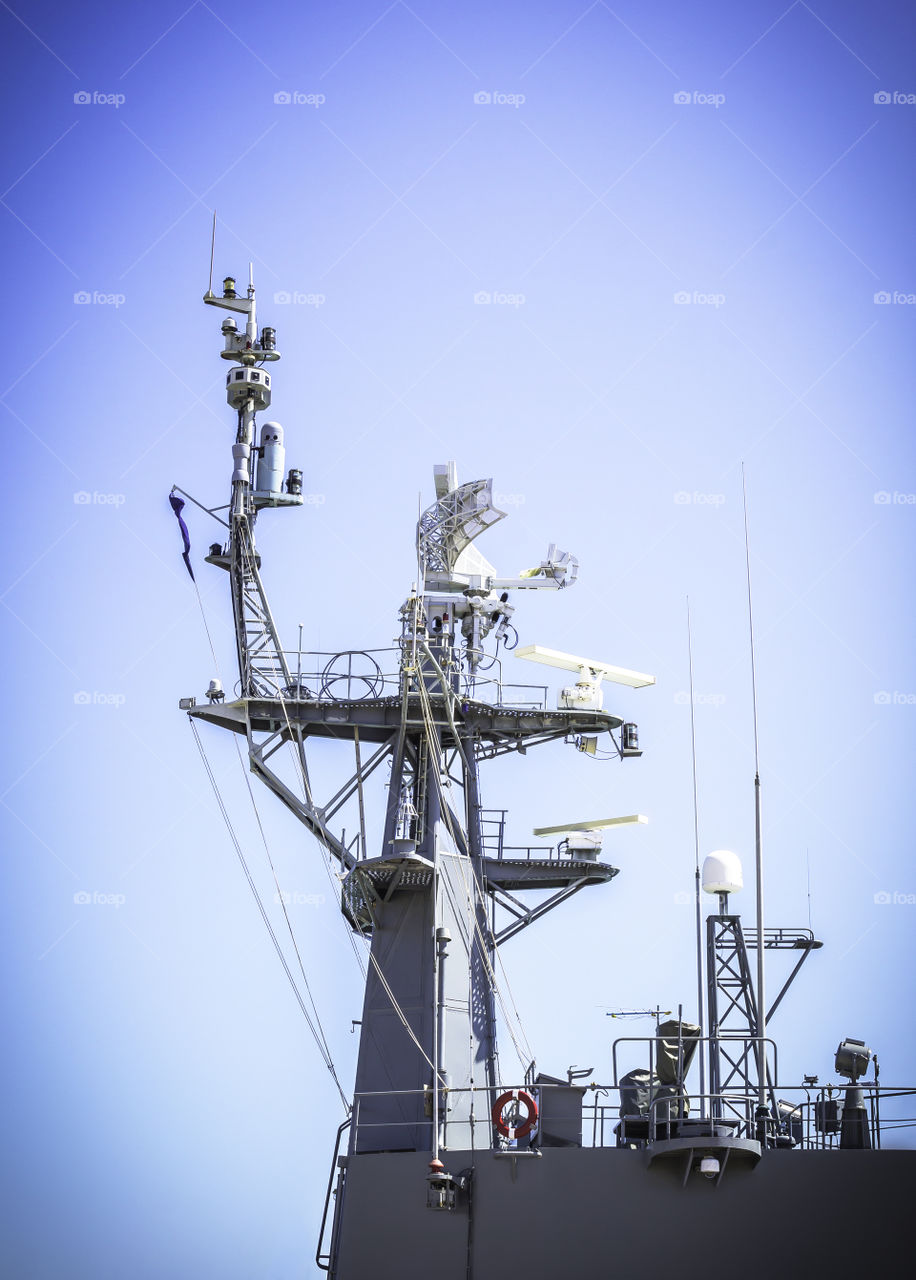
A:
[686,597,706,1111]
[207,210,217,296]
[742,464,767,1115]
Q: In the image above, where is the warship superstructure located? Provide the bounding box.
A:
[177,271,915,1278]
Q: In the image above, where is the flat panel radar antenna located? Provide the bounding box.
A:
[533,814,648,861]
[515,644,655,711]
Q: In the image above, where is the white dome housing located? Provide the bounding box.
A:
[702,850,743,896]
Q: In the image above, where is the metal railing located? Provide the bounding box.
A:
[481,809,569,862]
[344,1079,916,1154]
[273,647,548,711]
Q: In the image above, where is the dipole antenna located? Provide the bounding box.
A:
[742,463,767,1115]
[686,597,706,1112]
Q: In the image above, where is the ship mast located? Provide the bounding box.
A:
[187,272,653,1158]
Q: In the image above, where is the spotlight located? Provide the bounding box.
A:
[835,1039,871,1082]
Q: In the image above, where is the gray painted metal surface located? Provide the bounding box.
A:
[332,1147,916,1278]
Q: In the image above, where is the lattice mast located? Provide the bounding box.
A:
[202,269,302,696]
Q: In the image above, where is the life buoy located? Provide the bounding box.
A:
[491,1089,538,1139]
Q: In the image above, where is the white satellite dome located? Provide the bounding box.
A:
[702,850,743,895]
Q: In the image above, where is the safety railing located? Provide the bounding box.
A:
[480,809,568,862]
[345,1080,916,1154]
[274,647,548,711]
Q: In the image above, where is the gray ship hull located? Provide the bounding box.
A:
[330,1146,916,1277]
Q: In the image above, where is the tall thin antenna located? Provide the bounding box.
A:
[208,210,217,295]
[742,463,767,1116]
[806,847,812,931]
[686,597,706,1112]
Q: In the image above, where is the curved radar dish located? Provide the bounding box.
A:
[418,464,506,592]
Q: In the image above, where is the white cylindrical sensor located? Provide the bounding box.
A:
[256,421,285,493]
[231,442,251,485]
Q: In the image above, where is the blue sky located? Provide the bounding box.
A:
[2,1,914,1275]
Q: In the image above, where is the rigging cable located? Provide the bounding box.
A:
[185,465,444,1111]
[189,717,350,1111]
[235,536,369,977]
[419,646,536,1069]
[190,536,344,1084]
[413,647,536,1073]
[188,541,364,1045]
[235,561,445,1082]
[232,733,339,1079]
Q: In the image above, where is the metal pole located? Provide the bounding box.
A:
[431,887,440,1161]
[686,598,706,1113]
[354,726,367,860]
[677,1002,685,1120]
[208,210,216,294]
[436,927,450,1150]
[742,465,767,1114]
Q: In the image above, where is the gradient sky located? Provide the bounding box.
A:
[2,1,915,1276]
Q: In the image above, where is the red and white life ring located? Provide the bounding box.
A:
[491,1089,538,1140]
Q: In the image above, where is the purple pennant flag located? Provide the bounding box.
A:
[169,493,195,581]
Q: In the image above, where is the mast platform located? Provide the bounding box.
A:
[187,694,623,751]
